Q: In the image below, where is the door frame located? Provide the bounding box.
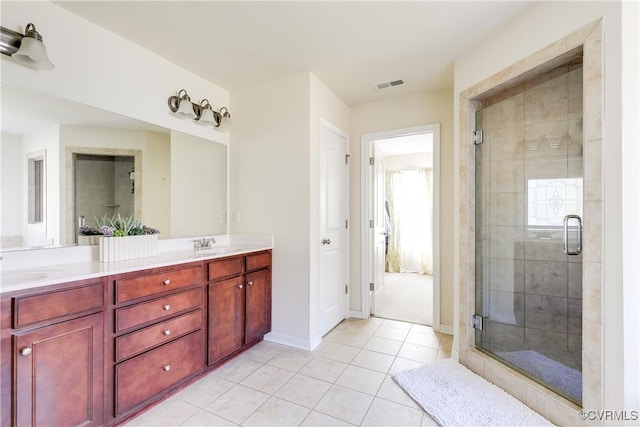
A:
[318,119,350,337]
[360,124,441,330]
[65,146,142,245]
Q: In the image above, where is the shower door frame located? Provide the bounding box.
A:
[457,19,604,424]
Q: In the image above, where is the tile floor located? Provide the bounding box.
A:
[125,317,452,426]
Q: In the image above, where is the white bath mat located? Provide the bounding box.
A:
[497,350,582,402]
[392,359,553,427]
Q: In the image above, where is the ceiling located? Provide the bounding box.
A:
[54,1,532,107]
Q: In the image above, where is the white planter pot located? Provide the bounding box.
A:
[98,234,158,262]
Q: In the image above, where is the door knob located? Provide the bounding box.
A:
[321,238,331,245]
[237,284,244,289]
[19,347,32,356]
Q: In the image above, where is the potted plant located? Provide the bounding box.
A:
[78,214,160,262]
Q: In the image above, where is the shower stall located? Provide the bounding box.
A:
[474,59,584,404]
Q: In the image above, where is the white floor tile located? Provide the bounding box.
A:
[299,357,348,383]
[381,319,413,330]
[361,398,423,426]
[397,343,439,364]
[388,357,425,375]
[274,375,332,408]
[404,330,441,349]
[170,374,235,408]
[267,349,315,372]
[374,325,410,341]
[363,336,402,356]
[300,411,355,426]
[335,365,386,395]
[313,341,360,363]
[242,396,310,426]
[213,357,263,382]
[124,399,199,426]
[240,341,286,364]
[180,409,236,426]
[332,330,372,348]
[314,385,374,425]
[204,384,269,424]
[351,349,395,373]
[240,364,295,394]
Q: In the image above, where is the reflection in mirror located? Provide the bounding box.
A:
[0,83,228,250]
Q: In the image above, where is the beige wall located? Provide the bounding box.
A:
[231,72,350,348]
[454,0,638,414]
[231,73,313,347]
[170,131,227,238]
[349,89,454,328]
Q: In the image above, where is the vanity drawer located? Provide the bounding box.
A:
[208,256,244,281]
[115,309,202,362]
[246,251,271,272]
[115,288,202,332]
[115,266,202,304]
[115,331,203,416]
[13,283,103,328]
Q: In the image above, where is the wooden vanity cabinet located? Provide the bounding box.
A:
[107,263,205,422]
[1,278,105,427]
[207,250,271,365]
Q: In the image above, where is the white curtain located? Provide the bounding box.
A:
[385,168,433,275]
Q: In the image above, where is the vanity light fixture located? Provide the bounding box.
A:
[168,89,197,119]
[167,89,232,131]
[217,107,232,132]
[0,23,55,69]
[195,99,216,126]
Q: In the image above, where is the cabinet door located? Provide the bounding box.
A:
[14,313,104,427]
[245,268,271,344]
[208,277,245,364]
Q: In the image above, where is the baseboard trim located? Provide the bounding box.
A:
[436,324,454,335]
[348,310,365,319]
[263,332,321,351]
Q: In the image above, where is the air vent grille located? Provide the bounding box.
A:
[375,79,406,91]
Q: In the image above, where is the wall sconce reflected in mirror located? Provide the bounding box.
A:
[0,23,54,69]
[167,89,232,132]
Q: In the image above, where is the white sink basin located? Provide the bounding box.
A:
[192,247,241,257]
[2,270,51,284]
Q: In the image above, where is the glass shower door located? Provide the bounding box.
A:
[474,63,584,404]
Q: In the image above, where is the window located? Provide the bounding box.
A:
[527,177,583,228]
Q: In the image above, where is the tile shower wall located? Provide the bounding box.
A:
[477,64,583,377]
[75,155,135,226]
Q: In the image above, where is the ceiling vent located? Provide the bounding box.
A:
[375,79,406,91]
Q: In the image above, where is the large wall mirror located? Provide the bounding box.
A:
[1,83,228,250]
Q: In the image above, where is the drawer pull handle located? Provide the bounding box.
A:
[163,279,171,286]
[237,284,243,289]
[163,329,171,336]
[163,365,171,371]
[163,304,171,311]
[247,281,254,287]
[19,347,32,356]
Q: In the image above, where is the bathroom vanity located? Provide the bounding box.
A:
[0,245,272,426]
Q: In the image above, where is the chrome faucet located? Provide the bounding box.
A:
[192,237,216,251]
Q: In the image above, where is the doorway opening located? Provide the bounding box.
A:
[65,147,142,244]
[361,124,440,329]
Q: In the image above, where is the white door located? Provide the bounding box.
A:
[319,121,348,336]
[370,145,387,314]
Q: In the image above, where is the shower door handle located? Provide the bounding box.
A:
[562,215,582,255]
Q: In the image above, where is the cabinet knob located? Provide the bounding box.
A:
[163,329,171,336]
[247,281,254,286]
[163,304,171,311]
[237,284,243,289]
[163,279,171,286]
[19,347,32,356]
[163,365,171,371]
